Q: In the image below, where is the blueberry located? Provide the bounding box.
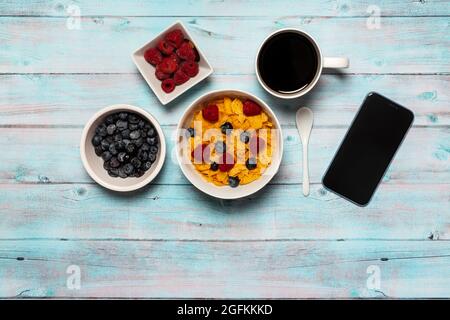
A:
[114,134,122,142]
[134,169,145,177]
[118,112,128,120]
[116,120,128,131]
[108,168,119,177]
[149,146,158,154]
[186,127,195,138]
[142,161,152,171]
[101,140,110,151]
[134,137,144,147]
[107,124,116,135]
[228,176,240,188]
[105,136,113,144]
[129,123,138,131]
[246,158,257,170]
[240,131,251,143]
[123,163,134,175]
[130,130,140,139]
[221,122,233,134]
[144,123,153,132]
[210,162,219,171]
[215,141,226,154]
[122,139,131,146]
[117,152,129,163]
[138,120,145,129]
[115,141,125,150]
[101,151,112,161]
[148,153,156,163]
[105,115,115,124]
[110,157,120,168]
[147,128,156,137]
[141,143,150,152]
[146,137,157,146]
[109,143,118,155]
[92,135,102,146]
[131,157,141,168]
[118,168,128,179]
[96,124,107,137]
[128,114,139,124]
[138,150,148,161]
[103,161,111,170]
[94,145,103,156]
[121,129,130,139]
[125,143,136,154]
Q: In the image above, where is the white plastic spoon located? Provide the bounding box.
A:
[296,107,314,196]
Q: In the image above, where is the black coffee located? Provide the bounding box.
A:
[257,32,318,93]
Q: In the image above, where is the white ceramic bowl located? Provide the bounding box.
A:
[176,89,283,199]
[132,20,213,105]
[80,104,166,192]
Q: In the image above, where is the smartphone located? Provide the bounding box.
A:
[322,92,414,206]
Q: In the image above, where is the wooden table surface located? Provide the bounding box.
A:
[0,0,449,298]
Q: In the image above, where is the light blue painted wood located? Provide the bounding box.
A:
[0,183,447,240]
[0,74,448,126]
[0,0,449,299]
[0,127,448,185]
[0,16,448,74]
[1,0,448,17]
[0,240,449,298]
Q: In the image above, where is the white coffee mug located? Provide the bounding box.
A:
[255,28,349,99]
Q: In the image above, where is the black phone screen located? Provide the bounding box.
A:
[322,92,414,206]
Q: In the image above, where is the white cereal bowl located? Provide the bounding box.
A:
[80,104,166,192]
[176,89,284,200]
[132,20,213,105]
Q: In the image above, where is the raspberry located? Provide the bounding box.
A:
[249,136,266,155]
[168,52,180,64]
[181,61,199,77]
[173,69,189,85]
[157,57,178,74]
[202,104,219,122]
[165,29,184,48]
[219,153,235,172]
[157,39,174,55]
[176,40,196,61]
[161,78,175,93]
[144,47,162,66]
[191,143,210,163]
[155,69,170,80]
[243,100,262,116]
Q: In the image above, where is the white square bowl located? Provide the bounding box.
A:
[132,21,213,105]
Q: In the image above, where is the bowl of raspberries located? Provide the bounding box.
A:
[132,21,213,105]
[80,104,166,192]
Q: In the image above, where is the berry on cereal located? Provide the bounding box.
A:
[202,104,219,122]
[243,100,262,116]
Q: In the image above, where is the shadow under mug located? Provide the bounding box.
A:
[255,28,349,99]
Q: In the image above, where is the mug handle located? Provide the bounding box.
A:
[323,57,349,69]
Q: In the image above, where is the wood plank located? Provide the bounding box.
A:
[0,183,448,240]
[1,0,449,17]
[0,17,448,74]
[0,240,449,298]
[0,126,448,185]
[0,74,448,127]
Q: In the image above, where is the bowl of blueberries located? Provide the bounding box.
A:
[80,104,166,192]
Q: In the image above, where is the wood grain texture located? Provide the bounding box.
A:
[0,240,449,298]
[0,127,448,185]
[0,183,448,240]
[1,0,449,17]
[0,17,449,74]
[0,74,448,127]
[0,0,449,299]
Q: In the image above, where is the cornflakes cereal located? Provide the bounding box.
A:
[187,96,275,188]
